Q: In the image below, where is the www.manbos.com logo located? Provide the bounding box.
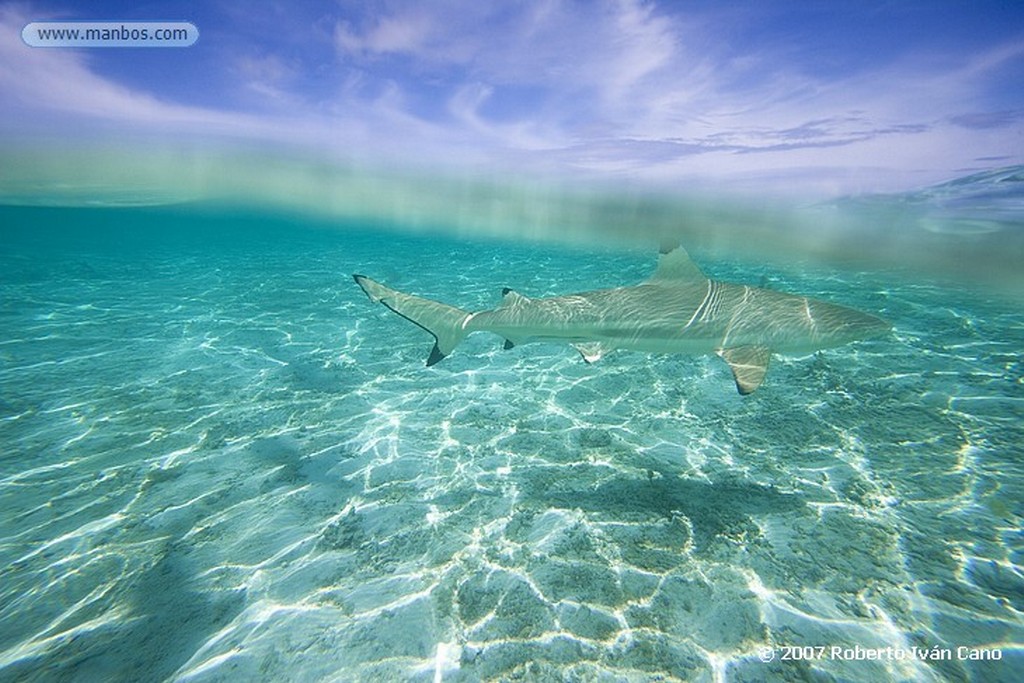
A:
[23,21,198,48]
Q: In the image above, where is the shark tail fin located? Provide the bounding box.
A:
[354,275,472,366]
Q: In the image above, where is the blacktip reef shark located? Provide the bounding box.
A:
[353,246,890,394]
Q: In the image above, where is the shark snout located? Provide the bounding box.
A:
[844,307,892,338]
[861,313,892,338]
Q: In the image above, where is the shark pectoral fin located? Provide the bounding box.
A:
[573,342,612,364]
[718,345,772,395]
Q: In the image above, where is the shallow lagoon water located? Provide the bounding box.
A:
[1,194,1022,682]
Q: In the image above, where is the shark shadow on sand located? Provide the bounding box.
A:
[521,466,806,551]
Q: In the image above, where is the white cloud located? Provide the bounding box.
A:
[232,53,303,106]
[0,5,460,162]
[600,0,678,101]
[335,13,433,56]
[1,1,1020,196]
[0,5,263,133]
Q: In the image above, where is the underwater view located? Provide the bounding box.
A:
[1,165,1022,682]
[3,1,1024,681]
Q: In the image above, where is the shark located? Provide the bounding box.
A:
[353,246,890,394]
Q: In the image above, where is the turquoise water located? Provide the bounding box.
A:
[1,180,1022,682]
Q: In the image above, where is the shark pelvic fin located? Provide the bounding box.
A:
[573,342,613,364]
[718,345,772,395]
[646,246,707,283]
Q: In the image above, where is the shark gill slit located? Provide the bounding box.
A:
[682,279,713,330]
[700,280,723,323]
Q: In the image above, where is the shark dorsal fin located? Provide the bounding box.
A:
[646,246,707,283]
[499,288,531,307]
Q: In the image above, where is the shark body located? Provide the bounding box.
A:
[353,247,890,394]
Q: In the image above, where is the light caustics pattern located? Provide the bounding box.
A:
[0,198,1022,681]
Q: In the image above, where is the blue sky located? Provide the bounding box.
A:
[2,0,1023,196]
